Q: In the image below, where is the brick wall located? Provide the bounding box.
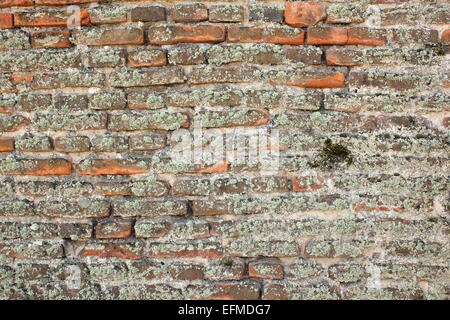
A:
[0,0,448,300]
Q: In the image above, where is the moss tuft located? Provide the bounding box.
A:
[426,44,445,56]
[309,138,353,169]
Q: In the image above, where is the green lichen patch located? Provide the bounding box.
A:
[113,199,187,217]
[88,47,124,68]
[0,49,80,73]
[32,71,105,89]
[228,238,299,257]
[0,200,33,217]
[91,135,128,152]
[89,91,126,110]
[0,30,30,51]
[15,133,52,152]
[107,284,182,300]
[108,111,188,131]
[328,263,366,283]
[108,67,185,88]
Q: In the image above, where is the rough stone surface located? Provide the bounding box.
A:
[0,0,448,301]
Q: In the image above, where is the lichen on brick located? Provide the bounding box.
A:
[0,0,448,301]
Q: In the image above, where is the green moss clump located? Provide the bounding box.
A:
[310,138,353,169]
[220,256,234,267]
[426,44,445,56]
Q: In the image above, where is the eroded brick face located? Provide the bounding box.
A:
[0,0,449,300]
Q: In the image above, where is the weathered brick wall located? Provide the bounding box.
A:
[0,0,449,300]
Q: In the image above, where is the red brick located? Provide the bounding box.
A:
[326,49,363,66]
[292,176,326,192]
[11,74,33,86]
[78,158,149,175]
[0,137,14,152]
[0,13,13,29]
[80,242,143,259]
[196,160,229,174]
[308,26,348,45]
[347,27,387,46]
[269,71,345,88]
[170,264,204,280]
[149,25,225,45]
[128,49,167,68]
[130,5,166,22]
[248,261,284,279]
[31,30,71,48]
[0,0,33,8]
[35,0,95,5]
[442,29,450,44]
[262,284,290,300]
[285,1,327,27]
[74,28,144,46]
[0,0,447,301]
[95,220,133,239]
[308,26,387,46]
[228,26,305,45]
[14,9,90,27]
[32,159,72,176]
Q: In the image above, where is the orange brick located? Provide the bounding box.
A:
[15,9,90,27]
[149,25,225,45]
[280,72,346,89]
[11,74,33,85]
[307,26,348,45]
[285,1,327,27]
[95,220,133,239]
[442,29,450,44]
[128,49,167,68]
[248,261,284,280]
[228,26,305,45]
[0,137,14,152]
[31,30,71,48]
[35,0,95,5]
[78,159,149,175]
[196,160,229,174]
[347,27,387,46]
[0,13,13,29]
[326,49,362,66]
[0,0,33,8]
[74,28,144,46]
[308,26,387,46]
